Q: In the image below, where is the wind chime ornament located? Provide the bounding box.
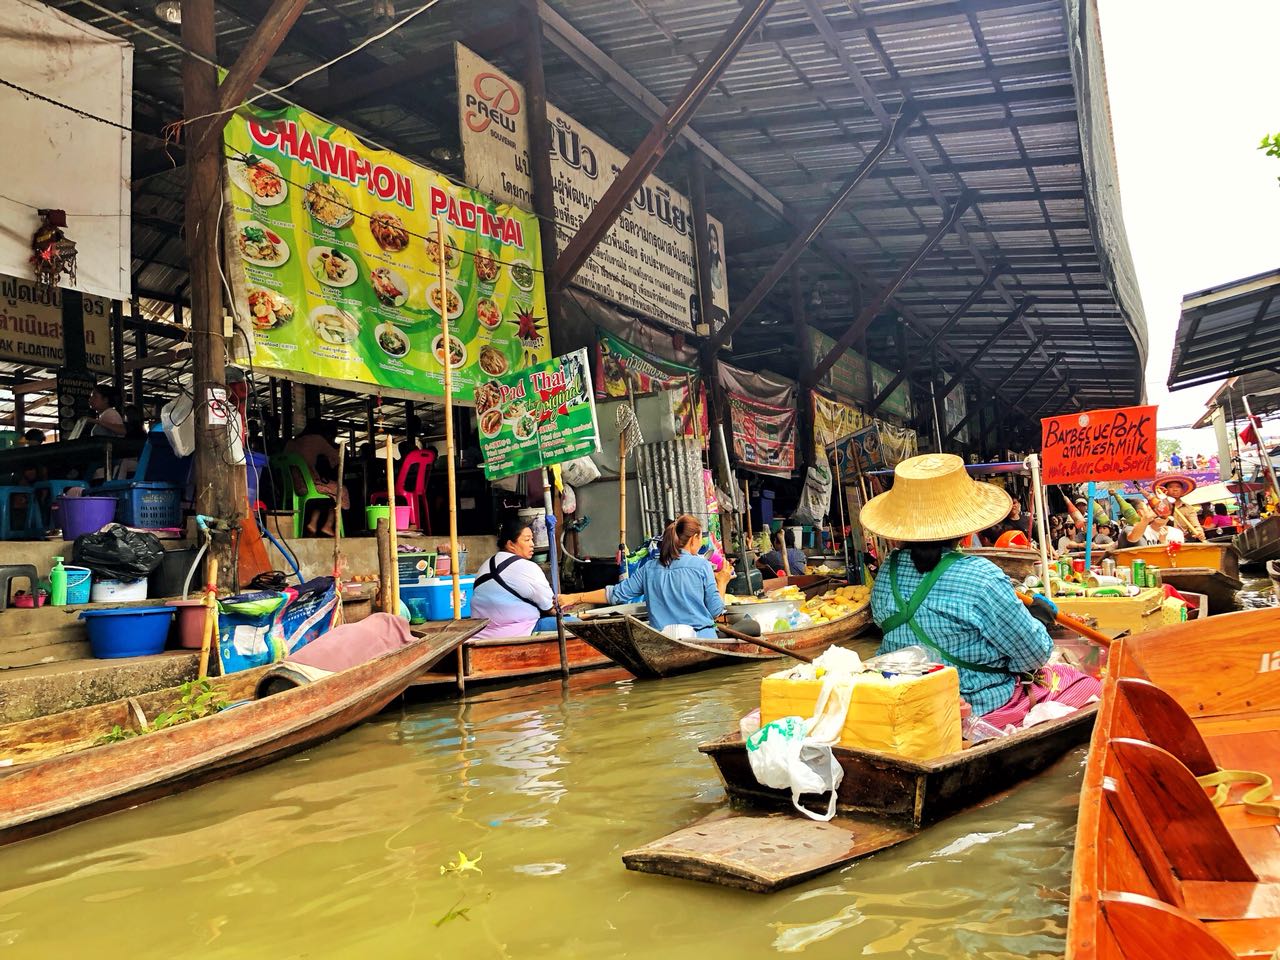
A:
[29,209,77,293]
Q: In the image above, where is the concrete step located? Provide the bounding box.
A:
[0,650,198,724]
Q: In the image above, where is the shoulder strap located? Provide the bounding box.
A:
[474,555,542,613]
[882,551,1014,677]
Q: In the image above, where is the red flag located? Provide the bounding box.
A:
[1240,416,1262,447]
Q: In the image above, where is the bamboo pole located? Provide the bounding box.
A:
[384,434,399,611]
[376,517,392,613]
[544,466,570,677]
[438,217,461,619]
[1027,453,1053,600]
[832,446,851,578]
[197,554,219,679]
[332,439,345,626]
[618,428,627,578]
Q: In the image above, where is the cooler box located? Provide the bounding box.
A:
[761,667,962,761]
[401,576,475,620]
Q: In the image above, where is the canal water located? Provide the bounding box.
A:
[1,580,1272,959]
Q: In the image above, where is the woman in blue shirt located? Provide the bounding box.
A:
[561,515,734,639]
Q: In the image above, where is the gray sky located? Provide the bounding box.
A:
[1097,0,1280,451]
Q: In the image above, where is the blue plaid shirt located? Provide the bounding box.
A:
[870,551,1053,716]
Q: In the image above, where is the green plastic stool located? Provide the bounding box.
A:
[269,453,343,537]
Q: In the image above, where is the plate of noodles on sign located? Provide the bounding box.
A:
[230,155,287,206]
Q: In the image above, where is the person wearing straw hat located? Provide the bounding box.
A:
[862,454,1101,726]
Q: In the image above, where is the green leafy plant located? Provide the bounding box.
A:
[95,679,229,746]
[1260,133,1280,182]
[96,724,137,745]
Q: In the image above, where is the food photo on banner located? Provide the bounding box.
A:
[478,348,602,481]
[728,391,796,477]
[1040,404,1158,485]
[223,104,550,402]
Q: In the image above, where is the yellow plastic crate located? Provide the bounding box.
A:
[761,667,962,761]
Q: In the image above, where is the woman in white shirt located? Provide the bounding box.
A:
[470,517,556,638]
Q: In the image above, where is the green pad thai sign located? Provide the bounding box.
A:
[477,348,601,480]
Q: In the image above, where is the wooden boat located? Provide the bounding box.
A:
[627,696,1097,892]
[0,619,479,847]
[963,546,1042,581]
[1270,560,1280,602]
[1234,513,1280,564]
[412,629,613,694]
[1054,587,1209,638]
[567,604,874,680]
[1066,606,1280,959]
[1112,542,1243,614]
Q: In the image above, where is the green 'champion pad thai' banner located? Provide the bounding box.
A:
[477,349,601,480]
[223,104,550,402]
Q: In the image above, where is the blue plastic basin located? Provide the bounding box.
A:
[79,606,176,658]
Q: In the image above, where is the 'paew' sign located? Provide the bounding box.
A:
[1041,405,1157,484]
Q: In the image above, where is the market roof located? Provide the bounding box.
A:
[1169,267,1280,392]
[47,0,1147,441]
[1192,368,1280,429]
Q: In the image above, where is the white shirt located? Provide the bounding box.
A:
[470,552,554,638]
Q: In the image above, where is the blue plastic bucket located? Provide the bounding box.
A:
[401,576,475,620]
[79,606,175,658]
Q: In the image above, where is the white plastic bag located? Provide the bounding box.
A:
[746,717,845,821]
[561,456,600,487]
[161,393,195,457]
[806,675,853,744]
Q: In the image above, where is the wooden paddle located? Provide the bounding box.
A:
[714,621,815,663]
[1016,590,1113,647]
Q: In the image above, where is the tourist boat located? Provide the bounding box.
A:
[1234,514,1280,565]
[1112,542,1243,614]
[567,604,874,680]
[1066,606,1280,959]
[0,619,479,846]
[626,692,1096,892]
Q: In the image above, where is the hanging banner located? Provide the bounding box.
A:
[455,44,729,334]
[728,391,796,477]
[223,104,550,404]
[1041,404,1157,485]
[477,348,600,480]
[832,422,885,475]
[0,274,111,373]
[942,388,968,444]
[808,327,911,421]
[812,392,868,447]
[594,329,696,398]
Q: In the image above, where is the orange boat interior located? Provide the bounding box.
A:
[1070,607,1280,960]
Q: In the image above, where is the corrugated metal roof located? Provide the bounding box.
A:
[1169,268,1280,391]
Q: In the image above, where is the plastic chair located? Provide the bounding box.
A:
[0,563,38,609]
[270,453,342,537]
[369,449,436,534]
[0,486,42,540]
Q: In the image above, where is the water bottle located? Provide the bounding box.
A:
[50,556,67,607]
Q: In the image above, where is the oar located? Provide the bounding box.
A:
[714,621,815,663]
[1016,590,1112,647]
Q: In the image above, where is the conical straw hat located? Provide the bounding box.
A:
[860,453,1012,541]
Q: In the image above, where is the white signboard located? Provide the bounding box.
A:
[455,44,729,334]
[0,0,132,302]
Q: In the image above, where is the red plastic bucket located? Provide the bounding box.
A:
[59,496,117,541]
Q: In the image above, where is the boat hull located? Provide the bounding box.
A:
[1112,543,1242,614]
[566,607,873,680]
[1234,514,1280,564]
[412,631,613,693]
[962,547,1043,581]
[0,620,478,846]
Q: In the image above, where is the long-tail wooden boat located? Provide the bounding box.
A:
[0,619,479,846]
[412,629,613,694]
[626,680,1097,892]
[1067,606,1280,959]
[1112,542,1242,614]
[1234,513,1280,565]
[567,604,874,680]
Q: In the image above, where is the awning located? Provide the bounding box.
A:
[1169,268,1280,390]
[1193,368,1280,428]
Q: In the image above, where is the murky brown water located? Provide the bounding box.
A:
[2,582,1274,959]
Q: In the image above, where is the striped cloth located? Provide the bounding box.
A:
[980,664,1101,728]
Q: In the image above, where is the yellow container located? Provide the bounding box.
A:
[761,667,962,761]
[1053,587,1164,636]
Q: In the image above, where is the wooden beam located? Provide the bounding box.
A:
[935,299,1036,400]
[552,0,779,290]
[523,3,561,337]
[865,263,1005,413]
[710,108,914,351]
[805,195,972,389]
[216,0,312,118]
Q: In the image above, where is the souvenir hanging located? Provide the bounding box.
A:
[29,209,77,293]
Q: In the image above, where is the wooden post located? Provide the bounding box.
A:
[523,2,562,337]
[376,517,392,613]
[436,219,461,619]
[197,553,219,679]
[384,433,399,609]
[790,268,812,472]
[111,301,126,394]
[182,0,238,589]
[331,439,345,626]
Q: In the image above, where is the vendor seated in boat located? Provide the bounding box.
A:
[562,514,735,639]
[755,529,808,578]
[470,517,558,639]
[861,454,1101,727]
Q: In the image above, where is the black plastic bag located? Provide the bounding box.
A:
[73,523,166,582]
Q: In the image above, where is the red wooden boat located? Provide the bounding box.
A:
[0,619,479,846]
[1067,606,1280,959]
[412,628,613,693]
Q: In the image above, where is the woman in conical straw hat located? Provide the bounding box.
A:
[862,454,1100,727]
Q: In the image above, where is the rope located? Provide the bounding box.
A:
[1197,768,1280,818]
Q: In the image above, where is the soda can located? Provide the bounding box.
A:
[1072,558,1086,575]
[1102,558,1117,577]
[1149,568,1163,589]
[1131,558,1146,588]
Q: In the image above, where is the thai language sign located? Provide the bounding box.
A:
[478,348,600,480]
[223,104,550,403]
[807,327,911,422]
[1041,405,1157,485]
[729,391,796,477]
[0,274,111,373]
[455,44,730,334]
